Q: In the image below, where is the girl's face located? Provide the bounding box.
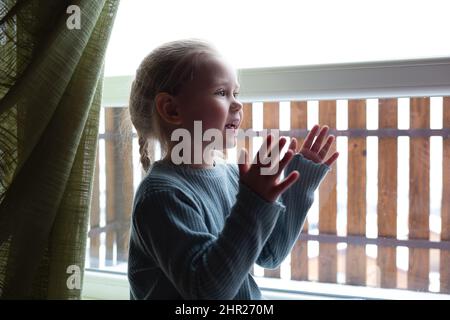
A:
[174,54,243,151]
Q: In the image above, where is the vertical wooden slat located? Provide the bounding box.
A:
[441,97,450,293]
[89,148,100,268]
[237,103,253,163]
[377,99,398,288]
[318,100,337,283]
[263,102,281,278]
[263,102,279,130]
[290,101,309,281]
[408,97,430,291]
[105,108,116,266]
[346,99,367,285]
[117,108,134,262]
[105,108,134,265]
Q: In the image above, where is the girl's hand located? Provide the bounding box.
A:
[238,134,300,203]
[289,124,339,167]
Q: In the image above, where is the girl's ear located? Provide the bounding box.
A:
[155,92,183,125]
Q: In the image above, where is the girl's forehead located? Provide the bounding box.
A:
[195,55,238,86]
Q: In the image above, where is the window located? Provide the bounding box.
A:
[104,0,450,75]
[86,0,450,299]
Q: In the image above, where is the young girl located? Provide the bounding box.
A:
[127,39,339,300]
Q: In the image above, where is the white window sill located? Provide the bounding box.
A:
[82,269,450,300]
[82,270,130,300]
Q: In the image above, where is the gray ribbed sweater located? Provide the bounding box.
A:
[128,154,330,300]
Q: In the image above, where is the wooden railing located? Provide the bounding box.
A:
[88,107,134,268]
[88,96,449,294]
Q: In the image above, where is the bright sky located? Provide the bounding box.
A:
[104,0,450,76]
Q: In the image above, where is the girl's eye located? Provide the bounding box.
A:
[215,90,239,98]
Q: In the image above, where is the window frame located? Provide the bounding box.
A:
[102,57,450,107]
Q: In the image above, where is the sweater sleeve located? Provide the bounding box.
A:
[256,153,330,268]
[132,181,286,300]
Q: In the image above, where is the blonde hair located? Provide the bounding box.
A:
[128,39,219,173]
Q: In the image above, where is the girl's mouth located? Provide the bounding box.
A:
[224,123,238,130]
[224,118,240,131]
[224,122,239,136]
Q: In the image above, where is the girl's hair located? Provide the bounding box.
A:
[128,39,220,173]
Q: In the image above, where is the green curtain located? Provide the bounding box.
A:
[0,0,119,299]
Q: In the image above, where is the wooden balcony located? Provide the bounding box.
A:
[88,58,450,295]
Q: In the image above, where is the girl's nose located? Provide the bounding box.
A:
[230,99,243,112]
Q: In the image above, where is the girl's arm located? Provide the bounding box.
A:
[256,153,329,268]
[256,125,339,268]
[131,181,285,300]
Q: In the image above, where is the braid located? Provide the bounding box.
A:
[138,135,151,173]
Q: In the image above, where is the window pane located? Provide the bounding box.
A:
[105,0,450,76]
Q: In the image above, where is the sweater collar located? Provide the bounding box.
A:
[151,159,226,178]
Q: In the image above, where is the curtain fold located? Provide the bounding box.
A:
[0,0,119,298]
